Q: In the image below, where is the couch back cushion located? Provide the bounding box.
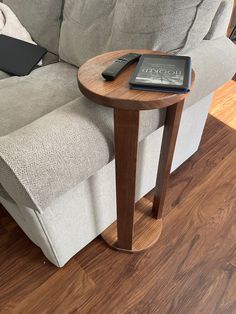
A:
[59,0,222,67]
[205,0,234,39]
[3,0,64,54]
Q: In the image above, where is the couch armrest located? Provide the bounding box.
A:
[0,91,165,213]
[182,36,236,108]
[0,96,114,213]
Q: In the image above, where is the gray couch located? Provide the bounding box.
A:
[0,0,235,267]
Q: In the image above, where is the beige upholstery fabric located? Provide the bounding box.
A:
[0,183,13,202]
[59,0,222,66]
[3,0,64,53]
[205,0,234,39]
[0,62,80,136]
[0,70,9,80]
[0,96,166,213]
[0,3,37,45]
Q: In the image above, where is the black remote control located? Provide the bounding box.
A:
[102,53,142,81]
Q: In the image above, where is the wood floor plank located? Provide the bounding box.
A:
[160,121,236,214]
[211,80,236,127]
[0,80,236,313]
[74,149,236,314]
[11,260,95,314]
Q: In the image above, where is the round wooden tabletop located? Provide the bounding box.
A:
[78,49,195,111]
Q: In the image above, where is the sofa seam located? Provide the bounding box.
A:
[17,203,40,246]
[59,0,66,23]
[34,209,60,267]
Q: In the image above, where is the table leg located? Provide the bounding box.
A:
[114,109,139,250]
[152,100,184,219]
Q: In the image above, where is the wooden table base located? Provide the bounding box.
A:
[101,101,184,253]
[101,207,163,253]
[78,50,195,254]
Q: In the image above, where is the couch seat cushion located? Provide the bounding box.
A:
[0,62,80,136]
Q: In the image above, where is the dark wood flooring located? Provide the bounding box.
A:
[0,80,236,313]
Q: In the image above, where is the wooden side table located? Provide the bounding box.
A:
[78,49,195,253]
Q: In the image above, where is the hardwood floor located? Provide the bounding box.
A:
[0,80,236,313]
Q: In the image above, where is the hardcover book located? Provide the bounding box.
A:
[129,54,191,93]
